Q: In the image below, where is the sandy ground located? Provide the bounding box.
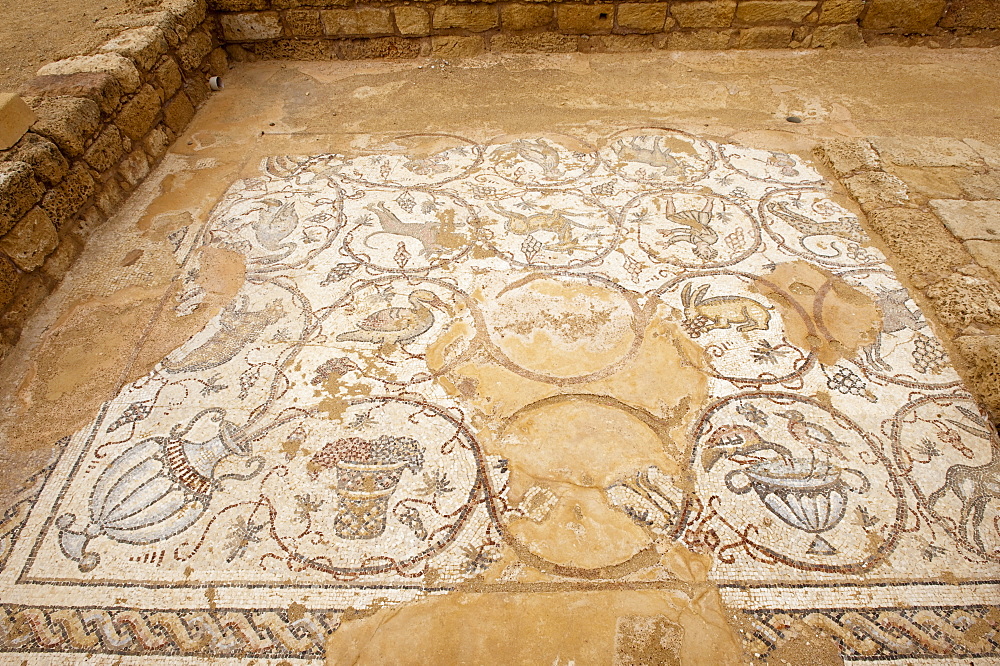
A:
[0,0,145,90]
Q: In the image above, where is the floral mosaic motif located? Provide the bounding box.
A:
[2,129,998,662]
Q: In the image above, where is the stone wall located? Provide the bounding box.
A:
[0,0,227,359]
[214,0,1000,59]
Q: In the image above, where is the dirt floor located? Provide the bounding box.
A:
[0,0,147,90]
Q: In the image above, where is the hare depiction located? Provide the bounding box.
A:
[681,283,771,334]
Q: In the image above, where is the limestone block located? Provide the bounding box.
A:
[861,0,946,33]
[940,0,1000,28]
[431,35,485,57]
[865,207,973,284]
[929,199,1000,241]
[100,27,169,71]
[925,273,1000,329]
[557,4,615,34]
[0,95,37,151]
[735,1,816,24]
[207,47,230,75]
[30,97,101,158]
[0,161,44,236]
[394,7,431,36]
[38,54,141,94]
[155,58,184,99]
[964,139,1000,170]
[815,139,880,175]
[810,23,863,47]
[322,8,394,35]
[953,334,1000,420]
[83,125,128,172]
[873,136,982,168]
[285,9,324,36]
[966,240,1000,279]
[737,25,793,47]
[581,34,654,51]
[19,72,123,116]
[490,32,577,52]
[177,29,215,71]
[0,207,58,271]
[161,0,209,38]
[338,37,421,59]
[144,124,174,162]
[40,163,95,229]
[164,91,196,133]
[670,1,736,28]
[664,29,733,49]
[616,4,667,32]
[818,0,864,24]
[221,12,284,41]
[4,133,68,186]
[501,4,553,31]
[116,85,162,141]
[433,6,499,32]
[118,148,151,188]
[843,170,911,209]
[208,0,268,9]
[0,255,18,310]
[959,172,1000,200]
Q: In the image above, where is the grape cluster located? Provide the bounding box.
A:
[682,315,713,338]
[827,365,876,402]
[913,333,947,374]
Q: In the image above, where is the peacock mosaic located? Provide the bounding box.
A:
[0,129,998,663]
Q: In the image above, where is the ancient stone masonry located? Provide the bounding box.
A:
[0,0,227,359]
[213,0,1000,60]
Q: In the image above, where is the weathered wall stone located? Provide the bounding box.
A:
[221,12,284,40]
[177,28,215,70]
[39,163,96,229]
[37,54,141,94]
[5,134,69,187]
[286,9,325,36]
[617,4,667,33]
[940,0,1000,28]
[501,5,553,32]
[557,4,615,34]
[83,125,129,172]
[100,27,170,71]
[670,1,736,28]
[30,97,101,158]
[737,25,793,47]
[490,32,577,52]
[819,0,865,23]
[862,0,948,33]
[323,7,394,35]
[0,208,58,272]
[736,1,817,24]
[163,92,196,132]
[811,23,863,47]
[155,58,184,99]
[116,85,162,141]
[19,72,124,117]
[0,161,44,236]
[434,5,499,32]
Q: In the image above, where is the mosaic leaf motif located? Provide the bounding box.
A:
[1,130,997,662]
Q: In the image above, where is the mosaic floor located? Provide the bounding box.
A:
[1,128,999,664]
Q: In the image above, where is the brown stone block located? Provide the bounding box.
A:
[100,26,169,71]
[940,0,1000,28]
[581,34,653,51]
[29,97,101,159]
[926,273,1000,330]
[40,163,95,229]
[433,5,498,32]
[956,29,1000,47]
[736,1,817,24]
[184,77,211,108]
[162,0,208,38]
[208,0,269,9]
[19,72,124,117]
[207,47,230,75]
[810,23,863,47]
[501,4,553,31]
[843,171,911,209]
[663,29,733,49]
[273,0,349,7]
[0,95,37,151]
[323,7,394,35]
[0,161,44,236]
[177,29,215,71]
[0,255,18,310]
[670,0,735,28]
[873,136,982,168]
[616,3,667,32]
[394,7,431,36]
[490,32,578,52]
[0,207,58,272]
[221,12,284,40]
[815,139,880,176]
[431,35,485,57]
[154,58,184,100]
[240,39,339,59]
[818,0,864,24]
[164,92,196,133]
[864,207,973,283]
[37,54,141,94]
[953,334,1000,421]
[557,4,615,34]
[737,25,793,47]
[83,125,128,173]
[118,149,151,189]
[5,133,69,187]
[286,9,324,36]
[338,37,422,59]
[144,125,174,162]
[116,85,162,142]
[861,0,946,33]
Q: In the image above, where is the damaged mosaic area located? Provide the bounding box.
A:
[1,129,999,663]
